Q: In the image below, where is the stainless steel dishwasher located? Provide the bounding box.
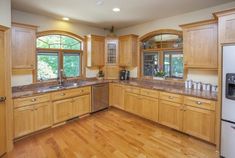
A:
[91,83,109,112]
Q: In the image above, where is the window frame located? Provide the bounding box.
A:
[163,51,183,79]
[35,31,84,82]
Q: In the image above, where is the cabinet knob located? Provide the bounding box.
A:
[168,96,174,99]
[31,98,37,102]
[196,101,202,105]
[60,93,65,96]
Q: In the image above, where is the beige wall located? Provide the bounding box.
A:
[117,1,235,85]
[0,0,11,27]
[12,9,106,86]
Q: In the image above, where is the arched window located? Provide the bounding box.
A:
[140,29,183,79]
[36,31,83,81]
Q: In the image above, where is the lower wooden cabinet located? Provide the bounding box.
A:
[14,106,34,138]
[53,98,73,124]
[14,102,52,138]
[141,96,158,122]
[34,102,52,131]
[183,106,215,142]
[158,100,183,131]
[72,94,91,117]
[110,83,124,109]
[53,94,91,124]
[124,92,142,116]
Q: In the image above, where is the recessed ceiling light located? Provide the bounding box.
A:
[112,8,120,12]
[62,17,70,21]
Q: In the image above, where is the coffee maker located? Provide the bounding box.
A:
[120,70,130,80]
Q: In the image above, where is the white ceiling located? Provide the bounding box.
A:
[12,0,233,29]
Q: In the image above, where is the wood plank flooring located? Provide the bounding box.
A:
[6,108,219,158]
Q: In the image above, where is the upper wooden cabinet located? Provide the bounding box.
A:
[11,23,37,70]
[86,35,105,67]
[119,34,138,67]
[214,9,235,44]
[181,20,218,69]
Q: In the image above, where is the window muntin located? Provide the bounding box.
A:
[37,52,59,80]
[63,53,80,78]
[164,52,183,78]
[36,35,82,50]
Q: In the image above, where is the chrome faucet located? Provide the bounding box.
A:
[58,69,66,85]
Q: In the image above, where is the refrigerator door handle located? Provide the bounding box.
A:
[231,126,235,130]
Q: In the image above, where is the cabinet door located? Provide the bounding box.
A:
[11,24,36,69]
[92,36,105,66]
[119,35,138,67]
[219,14,235,44]
[119,37,130,66]
[124,92,142,116]
[110,84,124,109]
[141,96,158,122]
[72,94,91,117]
[34,102,52,131]
[14,106,34,138]
[159,100,183,130]
[183,106,215,143]
[53,99,73,124]
[183,22,217,69]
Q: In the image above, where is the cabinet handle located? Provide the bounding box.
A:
[31,98,37,102]
[60,93,66,96]
[196,101,202,105]
[168,96,174,99]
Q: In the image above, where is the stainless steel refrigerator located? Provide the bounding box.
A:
[221,45,235,158]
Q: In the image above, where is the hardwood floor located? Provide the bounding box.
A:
[6,108,219,158]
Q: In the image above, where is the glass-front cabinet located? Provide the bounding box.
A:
[141,30,183,79]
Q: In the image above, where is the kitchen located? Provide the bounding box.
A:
[1,0,235,158]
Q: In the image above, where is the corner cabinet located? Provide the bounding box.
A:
[119,34,138,67]
[86,35,105,67]
[11,23,37,70]
[181,20,218,69]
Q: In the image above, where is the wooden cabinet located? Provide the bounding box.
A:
[86,35,105,67]
[141,96,158,122]
[124,92,142,116]
[181,20,218,69]
[14,106,34,138]
[183,96,216,143]
[119,35,138,67]
[34,102,52,131]
[53,98,73,124]
[14,102,52,138]
[72,94,91,117]
[159,100,183,130]
[214,9,235,44]
[51,86,90,101]
[183,106,215,143]
[109,83,125,109]
[11,23,37,69]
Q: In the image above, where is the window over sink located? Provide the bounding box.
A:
[36,31,83,81]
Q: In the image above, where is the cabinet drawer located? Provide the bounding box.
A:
[125,86,140,94]
[160,92,183,104]
[14,94,51,108]
[141,88,159,98]
[184,96,215,111]
[51,86,91,101]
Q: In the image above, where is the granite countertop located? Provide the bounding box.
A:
[12,79,217,101]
